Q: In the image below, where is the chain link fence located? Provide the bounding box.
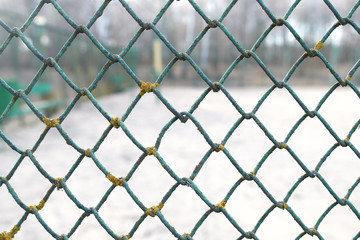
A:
[1,0,360,239]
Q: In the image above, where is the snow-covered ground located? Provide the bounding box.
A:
[0,86,359,240]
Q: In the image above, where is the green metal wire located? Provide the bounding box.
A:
[0,0,359,239]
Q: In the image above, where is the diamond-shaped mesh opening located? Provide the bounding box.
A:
[57,33,110,90]
[318,86,360,136]
[289,57,335,86]
[59,96,110,147]
[256,207,304,239]
[124,93,175,147]
[222,0,273,49]
[7,156,50,203]
[195,212,241,239]
[286,0,337,44]
[38,189,84,234]
[226,56,276,87]
[1,0,359,239]
[97,187,144,233]
[191,90,240,141]
[65,155,110,207]
[0,37,43,83]
[318,205,360,239]
[0,186,23,229]
[255,87,305,140]
[0,118,45,151]
[13,214,52,239]
[286,117,335,169]
[226,180,271,231]
[225,119,275,171]
[256,148,305,200]
[321,25,360,69]
[0,1,31,28]
[287,177,335,227]
[128,154,176,206]
[157,1,205,52]
[70,214,115,240]
[260,26,306,80]
[194,152,240,203]
[161,185,209,236]
[319,147,360,197]
[53,0,101,26]
[158,119,210,177]
[29,128,80,177]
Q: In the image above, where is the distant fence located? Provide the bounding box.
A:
[1,0,360,239]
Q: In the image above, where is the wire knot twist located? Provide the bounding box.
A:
[182,233,192,239]
[45,57,54,67]
[80,88,87,96]
[54,177,63,189]
[307,41,324,57]
[11,27,19,37]
[145,202,164,217]
[142,23,151,30]
[275,18,285,26]
[338,17,348,26]
[214,199,226,211]
[212,144,224,152]
[29,200,46,212]
[279,202,287,210]
[110,117,121,129]
[278,142,287,149]
[213,82,221,92]
[76,25,86,34]
[207,20,218,28]
[109,54,119,64]
[146,146,157,157]
[139,81,159,96]
[0,225,20,240]
[43,117,60,128]
[106,173,124,187]
[310,228,318,236]
[120,234,130,240]
[84,149,91,157]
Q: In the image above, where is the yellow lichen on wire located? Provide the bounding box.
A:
[0,225,20,240]
[0,232,11,240]
[279,142,287,149]
[146,146,157,157]
[280,202,288,210]
[85,149,91,157]
[110,117,121,129]
[314,41,324,51]
[215,199,226,210]
[120,234,130,240]
[145,202,164,217]
[29,199,46,212]
[182,233,192,239]
[305,41,324,57]
[310,228,319,236]
[54,177,63,188]
[139,81,159,96]
[43,117,60,128]
[106,173,124,186]
[212,144,224,152]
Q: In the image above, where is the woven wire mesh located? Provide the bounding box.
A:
[1,0,360,239]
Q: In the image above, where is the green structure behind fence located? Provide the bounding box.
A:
[1,0,360,239]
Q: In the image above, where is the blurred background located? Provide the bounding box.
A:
[1,1,360,239]
[0,0,360,115]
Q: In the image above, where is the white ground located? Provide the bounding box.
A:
[0,86,359,240]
